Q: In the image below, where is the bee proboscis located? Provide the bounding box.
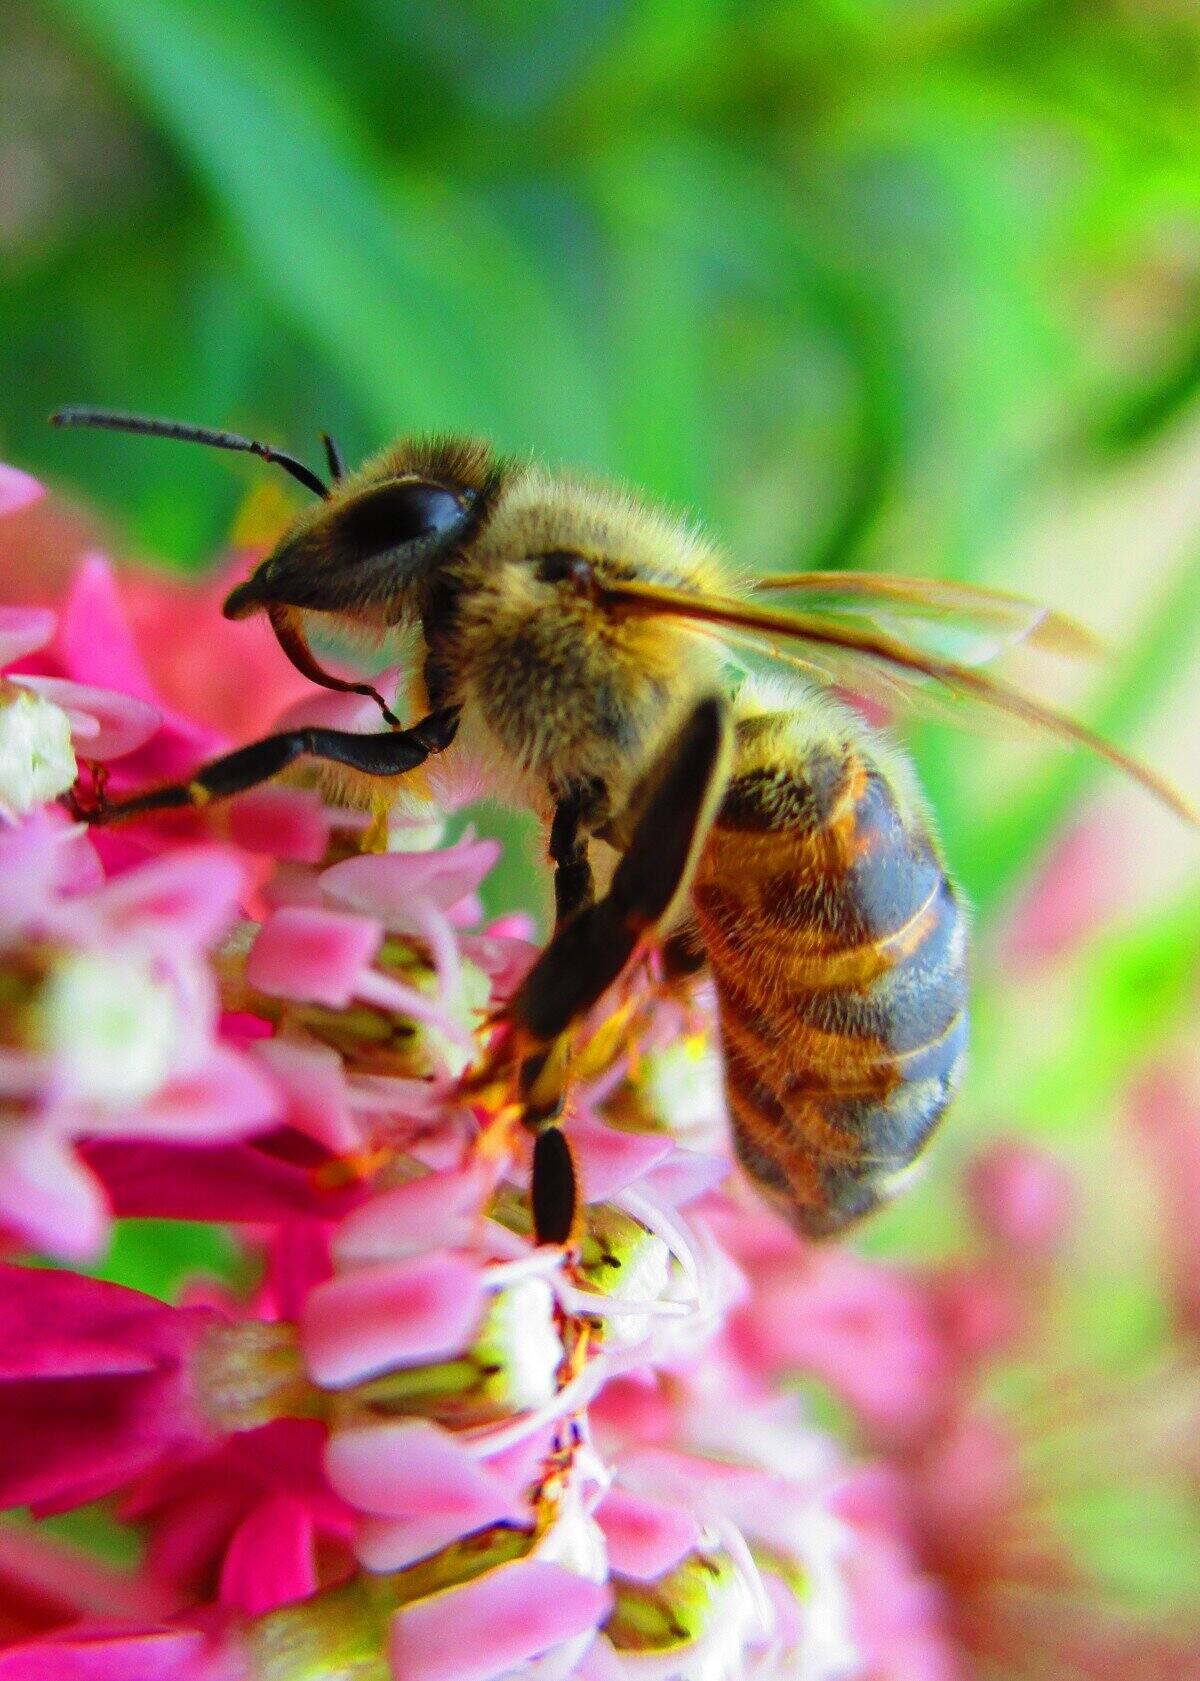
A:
[51,407,1197,1240]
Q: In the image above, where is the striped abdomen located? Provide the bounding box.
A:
[690,709,968,1237]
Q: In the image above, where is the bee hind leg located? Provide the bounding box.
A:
[72,709,460,824]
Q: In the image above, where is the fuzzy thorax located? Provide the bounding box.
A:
[443,464,724,806]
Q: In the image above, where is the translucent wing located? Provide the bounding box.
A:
[601,577,1198,826]
[747,571,1105,666]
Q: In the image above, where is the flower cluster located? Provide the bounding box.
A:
[0,467,1196,1681]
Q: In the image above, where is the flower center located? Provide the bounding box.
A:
[0,682,76,819]
[36,949,182,1109]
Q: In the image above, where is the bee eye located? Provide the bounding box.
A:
[536,551,596,595]
[340,480,470,556]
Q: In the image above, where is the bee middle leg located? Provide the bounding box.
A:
[508,697,731,1244]
[74,709,461,824]
[512,696,732,1060]
[548,777,608,930]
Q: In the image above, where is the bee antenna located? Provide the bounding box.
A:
[321,431,347,480]
[50,407,331,500]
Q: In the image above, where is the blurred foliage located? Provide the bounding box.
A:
[0,0,1193,908]
[0,0,1193,1042]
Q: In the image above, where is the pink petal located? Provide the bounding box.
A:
[963,1141,1075,1259]
[0,811,91,936]
[226,785,330,862]
[568,1114,673,1204]
[0,464,44,519]
[0,1265,166,1380]
[12,676,160,760]
[262,1223,334,1321]
[0,1128,109,1262]
[640,1149,729,1209]
[0,1269,217,1512]
[332,1161,495,1266]
[357,1510,494,1574]
[458,931,538,996]
[246,906,382,1007]
[1000,818,1125,970]
[327,1419,526,1523]
[52,557,229,778]
[81,1139,364,1223]
[110,1045,280,1143]
[738,1249,948,1448]
[389,1560,611,1681]
[321,836,500,931]
[484,913,536,942]
[301,1254,485,1388]
[219,1493,317,1615]
[88,847,247,949]
[595,1485,701,1583]
[56,554,159,703]
[0,605,56,667]
[576,1636,628,1681]
[253,1038,357,1154]
[0,1521,171,1623]
[0,1626,214,1681]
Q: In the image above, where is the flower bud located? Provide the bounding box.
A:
[335,1274,564,1432]
[605,1540,763,1679]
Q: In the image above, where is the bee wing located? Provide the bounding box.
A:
[718,626,1016,736]
[602,577,1198,826]
[747,571,1105,666]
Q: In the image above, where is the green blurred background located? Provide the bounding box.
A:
[3,0,1200,1606]
[4,0,1200,903]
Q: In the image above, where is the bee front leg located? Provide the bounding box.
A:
[73,709,460,824]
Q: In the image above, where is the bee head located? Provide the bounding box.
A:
[222,476,476,623]
[50,410,502,717]
[223,439,499,626]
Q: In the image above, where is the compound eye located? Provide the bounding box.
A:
[340,479,469,556]
[535,551,596,595]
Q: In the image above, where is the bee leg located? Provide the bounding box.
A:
[531,1124,580,1247]
[509,696,732,1051]
[75,708,460,824]
[548,777,608,930]
[511,700,730,1248]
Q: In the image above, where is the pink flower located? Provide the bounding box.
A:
[0,1267,221,1513]
[0,467,43,520]
[729,1238,951,1451]
[0,820,280,1258]
[389,1559,610,1681]
[962,1140,1075,1261]
[0,1624,242,1681]
[125,1419,355,1613]
[0,587,159,821]
[999,818,1128,971]
[1,461,1196,1681]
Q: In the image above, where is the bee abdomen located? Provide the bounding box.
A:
[692,727,968,1238]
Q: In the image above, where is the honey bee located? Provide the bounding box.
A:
[51,407,1196,1242]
